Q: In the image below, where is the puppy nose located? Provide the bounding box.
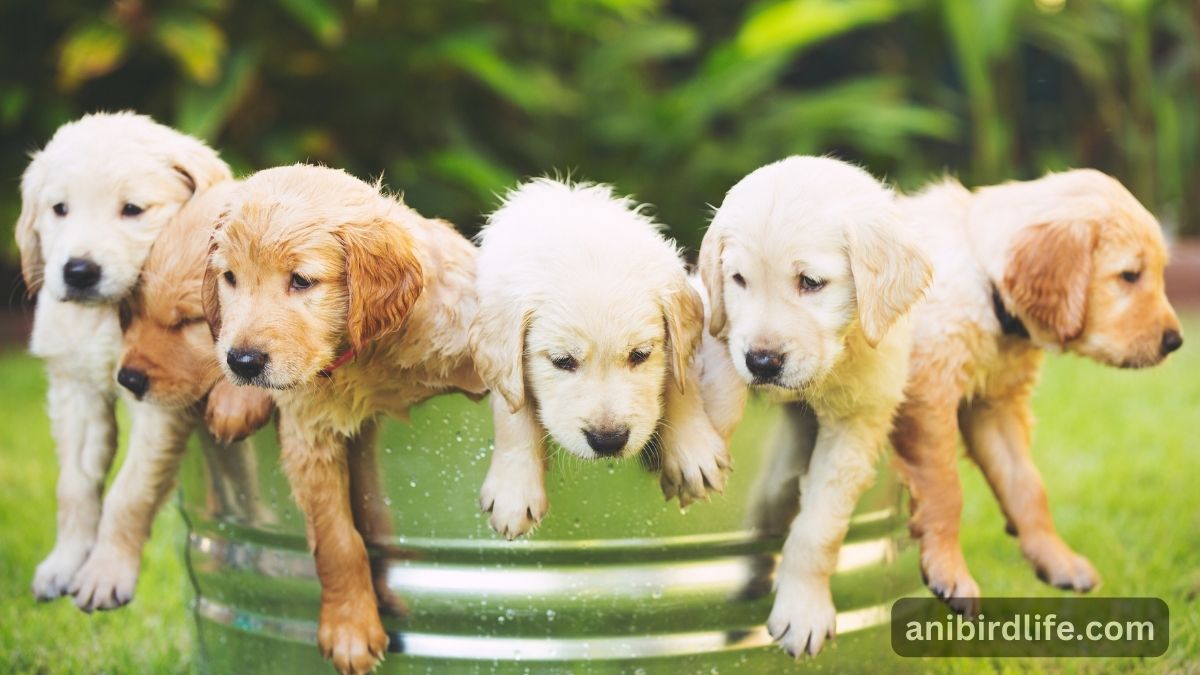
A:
[227,348,268,380]
[1162,329,1183,356]
[583,426,630,457]
[745,350,784,380]
[116,367,149,398]
[62,257,101,290]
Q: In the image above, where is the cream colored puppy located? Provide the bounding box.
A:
[15,112,229,601]
[471,179,729,539]
[698,156,930,656]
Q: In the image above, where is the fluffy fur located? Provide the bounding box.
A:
[67,181,275,611]
[697,156,931,656]
[891,169,1183,616]
[470,179,729,539]
[204,165,484,675]
[15,112,230,602]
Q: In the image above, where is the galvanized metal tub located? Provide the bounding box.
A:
[178,395,918,673]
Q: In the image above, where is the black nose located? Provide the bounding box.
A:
[1162,329,1183,356]
[117,367,149,398]
[584,426,630,457]
[745,350,784,380]
[227,348,268,380]
[63,257,101,290]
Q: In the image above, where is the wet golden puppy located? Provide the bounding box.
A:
[470,179,728,539]
[69,181,274,611]
[892,169,1182,617]
[697,156,930,657]
[203,165,484,675]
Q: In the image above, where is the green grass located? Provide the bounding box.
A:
[0,315,1197,673]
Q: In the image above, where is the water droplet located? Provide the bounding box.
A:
[382,496,392,507]
[545,609,556,621]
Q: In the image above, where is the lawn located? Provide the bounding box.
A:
[0,315,1197,673]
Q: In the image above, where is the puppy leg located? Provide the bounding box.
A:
[891,397,981,616]
[961,397,1099,593]
[768,414,884,657]
[346,421,406,617]
[480,395,547,539]
[33,372,117,600]
[204,379,275,444]
[70,401,195,611]
[659,362,732,507]
[697,332,748,442]
[279,413,388,675]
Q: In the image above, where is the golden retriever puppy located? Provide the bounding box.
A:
[68,181,275,611]
[697,156,931,656]
[203,165,485,674]
[891,170,1182,616]
[15,112,230,600]
[470,179,728,538]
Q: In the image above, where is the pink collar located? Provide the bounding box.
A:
[319,349,356,377]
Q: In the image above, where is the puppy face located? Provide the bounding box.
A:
[700,157,929,393]
[118,184,236,406]
[525,295,669,460]
[471,180,703,461]
[999,171,1181,368]
[15,112,229,302]
[205,166,422,389]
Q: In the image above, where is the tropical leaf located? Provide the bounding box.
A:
[276,0,345,47]
[176,46,259,141]
[57,21,129,90]
[154,13,227,84]
[737,0,907,58]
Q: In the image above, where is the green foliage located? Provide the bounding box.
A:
[1,0,1198,271]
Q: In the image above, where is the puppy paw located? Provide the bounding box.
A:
[920,547,981,617]
[318,598,389,675]
[32,544,90,601]
[204,379,275,444]
[479,470,548,540]
[1023,535,1100,593]
[659,432,731,509]
[68,545,140,612]
[767,575,837,657]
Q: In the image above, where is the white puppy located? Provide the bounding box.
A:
[471,179,730,538]
[697,156,930,656]
[15,112,229,604]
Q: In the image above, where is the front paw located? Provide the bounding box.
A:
[69,545,140,612]
[767,575,837,657]
[204,380,275,444]
[479,469,547,540]
[318,597,389,675]
[1023,535,1099,593]
[659,434,731,508]
[32,544,90,601]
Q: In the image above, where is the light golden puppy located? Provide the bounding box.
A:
[15,112,229,600]
[891,170,1182,616]
[470,179,730,539]
[697,156,930,656]
[69,181,274,611]
[203,165,485,675]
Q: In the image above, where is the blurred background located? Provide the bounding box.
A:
[2,0,1199,269]
[2,1,1199,672]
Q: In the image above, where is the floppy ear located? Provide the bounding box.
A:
[469,294,531,414]
[15,155,45,296]
[167,136,231,196]
[697,226,727,338]
[1002,219,1096,345]
[846,210,932,348]
[337,211,425,353]
[661,274,705,394]
[202,249,222,341]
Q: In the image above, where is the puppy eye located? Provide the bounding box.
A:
[52,202,67,217]
[1120,270,1142,283]
[550,354,578,372]
[223,271,236,287]
[628,348,651,367]
[121,203,144,217]
[731,273,746,288]
[799,274,826,292]
[290,274,315,291]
